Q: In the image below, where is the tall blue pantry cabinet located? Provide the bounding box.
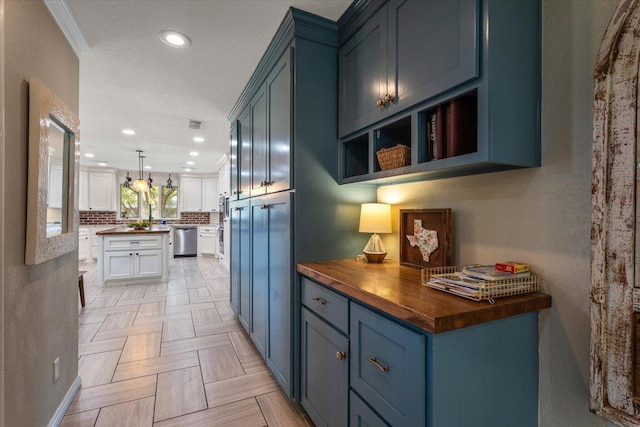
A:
[228,8,376,397]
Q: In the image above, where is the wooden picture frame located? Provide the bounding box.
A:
[25,78,80,265]
[399,208,452,269]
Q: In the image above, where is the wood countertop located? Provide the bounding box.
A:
[297,259,551,334]
[96,227,171,235]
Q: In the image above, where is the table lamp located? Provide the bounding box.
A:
[359,203,392,263]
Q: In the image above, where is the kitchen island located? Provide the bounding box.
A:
[96,227,170,286]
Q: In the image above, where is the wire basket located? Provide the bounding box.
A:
[421,265,540,303]
[376,144,411,170]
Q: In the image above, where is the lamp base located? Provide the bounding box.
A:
[364,251,387,263]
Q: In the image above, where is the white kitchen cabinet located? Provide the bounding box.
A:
[78,170,88,210]
[179,175,219,212]
[48,163,63,208]
[88,171,115,211]
[78,228,90,261]
[198,226,218,257]
[97,233,169,285]
[218,158,230,197]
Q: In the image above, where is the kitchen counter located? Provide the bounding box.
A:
[297,259,551,334]
[96,227,171,235]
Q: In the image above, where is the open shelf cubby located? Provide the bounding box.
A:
[343,133,369,178]
[418,90,477,164]
[373,116,412,172]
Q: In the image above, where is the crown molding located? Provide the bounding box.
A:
[44,0,88,57]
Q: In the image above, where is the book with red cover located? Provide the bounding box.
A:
[434,105,447,160]
[446,95,477,157]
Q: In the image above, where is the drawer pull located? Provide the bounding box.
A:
[336,351,347,361]
[130,241,140,245]
[312,297,327,306]
[261,204,269,209]
[367,357,389,373]
[234,207,243,211]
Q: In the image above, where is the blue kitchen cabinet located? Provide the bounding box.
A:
[228,8,377,398]
[229,198,250,330]
[338,0,541,184]
[300,308,349,427]
[229,120,238,202]
[350,391,389,427]
[339,0,478,138]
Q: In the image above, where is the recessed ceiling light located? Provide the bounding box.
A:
[144,166,151,169]
[193,137,204,143]
[187,161,194,165]
[122,129,135,135]
[98,161,108,166]
[190,151,199,156]
[160,30,191,48]
[184,168,192,172]
[84,153,95,158]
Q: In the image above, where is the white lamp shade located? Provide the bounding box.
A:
[132,179,149,193]
[359,203,391,233]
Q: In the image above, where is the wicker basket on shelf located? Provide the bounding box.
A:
[376,144,410,170]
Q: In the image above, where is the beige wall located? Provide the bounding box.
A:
[378,0,619,425]
[4,1,79,425]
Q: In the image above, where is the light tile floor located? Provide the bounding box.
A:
[62,257,312,427]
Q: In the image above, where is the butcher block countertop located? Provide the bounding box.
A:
[297,259,551,334]
[96,227,171,235]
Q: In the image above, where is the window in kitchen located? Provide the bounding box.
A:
[120,185,178,219]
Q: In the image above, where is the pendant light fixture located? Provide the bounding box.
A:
[131,150,149,193]
[166,174,173,189]
[123,171,132,188]
[147,174,153,190]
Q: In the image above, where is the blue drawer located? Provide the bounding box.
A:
[350,390,389,427]
[350,302,426,427]
[301,277,349,334]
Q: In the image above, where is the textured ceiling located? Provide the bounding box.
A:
[67,0,351,173]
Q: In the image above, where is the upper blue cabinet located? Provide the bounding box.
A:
[339,0,479,137]
[338,0,541,184]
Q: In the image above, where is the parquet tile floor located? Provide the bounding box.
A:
[62,257,312,427]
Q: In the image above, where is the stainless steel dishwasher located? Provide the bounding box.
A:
[174,226,197,257]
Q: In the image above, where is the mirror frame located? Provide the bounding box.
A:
[25,78,79,265]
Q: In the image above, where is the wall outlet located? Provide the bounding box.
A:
[53,357,60,382]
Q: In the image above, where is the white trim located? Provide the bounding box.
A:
[43,0,88,57]
[47,376,81,427]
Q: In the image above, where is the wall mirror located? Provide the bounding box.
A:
[25,78,79,265]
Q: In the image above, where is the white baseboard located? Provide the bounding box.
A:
[48,376,81,427]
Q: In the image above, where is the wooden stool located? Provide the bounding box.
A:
[78,270,86,307]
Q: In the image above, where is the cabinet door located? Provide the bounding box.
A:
[387,0,479,113]
[88,172,114,211]
[48,163,63,208]
[229,121,239,200]
[264,192,292,393]
[79,170,88,210]
[338,5,388,137]
[301,308,349,427]
[202,177,218,212]
[238,106,252,200]
[78,233,90,261]
[134,249,162,278]
[251,86,268,198]
[350,302,425,427]
[181,177,203,212]
[230,200,251,329]
[104,251,134,280]
[350,391,389,427]
[198,231,217,256]
[266,48,292,194]
[250,199,268,356]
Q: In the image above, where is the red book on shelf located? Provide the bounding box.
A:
[446,96,477,157]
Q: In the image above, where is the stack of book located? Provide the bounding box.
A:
[425,93,477,161]
[423,262,538,302]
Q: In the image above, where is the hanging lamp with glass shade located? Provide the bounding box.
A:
[166,174,173,189]
[131,150,149,193]
[123,171,132,188]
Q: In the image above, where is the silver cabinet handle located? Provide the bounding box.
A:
[367,357,389,372]
[312,297,327,306]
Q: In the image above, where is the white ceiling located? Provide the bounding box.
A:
[63,0,351,174]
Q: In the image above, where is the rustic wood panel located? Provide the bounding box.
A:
[297,259,551,334]
[591,0,640,424]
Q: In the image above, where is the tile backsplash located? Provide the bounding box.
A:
[79,211,213,225]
